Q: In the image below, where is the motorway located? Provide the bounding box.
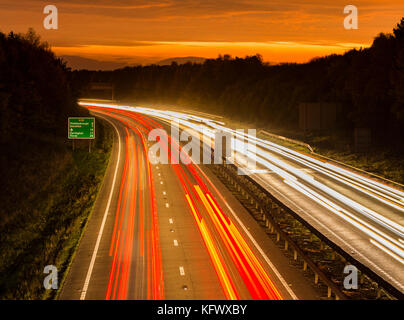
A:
[72,101,404,296]
[60,106,320,300]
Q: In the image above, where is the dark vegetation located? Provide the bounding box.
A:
[0,29,112,299]
[75,18,404,182]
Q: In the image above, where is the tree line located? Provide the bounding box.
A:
[0,29,84,209]
[0,29,82,143]
[73,18,404,151]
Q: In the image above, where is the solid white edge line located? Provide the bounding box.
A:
[80,114,122,300]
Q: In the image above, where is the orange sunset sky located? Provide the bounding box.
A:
[0,1,403,69]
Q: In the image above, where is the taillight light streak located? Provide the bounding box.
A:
[196,186,282,299]
[92,108,164,300]
[185,194,239,300]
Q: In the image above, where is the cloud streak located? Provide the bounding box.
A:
[0,1,403,66]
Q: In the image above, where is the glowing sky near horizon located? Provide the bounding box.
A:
[0,1,403,68]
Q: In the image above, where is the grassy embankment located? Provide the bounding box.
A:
[0,117,112,300]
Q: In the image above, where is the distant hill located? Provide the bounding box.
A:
[61,55,128,71]
[156,56,206,65]
[60,55,206,70]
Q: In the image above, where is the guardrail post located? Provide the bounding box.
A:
[284,241,288,251]
[314,273,319,284]
[327,287,332,298]
[293,250,297,260]
[303,261,307,271]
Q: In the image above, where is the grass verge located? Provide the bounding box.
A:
[0,118,112,300]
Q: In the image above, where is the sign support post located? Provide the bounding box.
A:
[68,117,95,153]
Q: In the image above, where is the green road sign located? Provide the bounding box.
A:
[68,117,95,139]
